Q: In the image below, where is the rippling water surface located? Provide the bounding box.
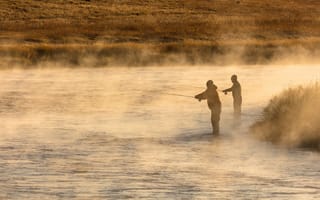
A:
[0,65,319,199]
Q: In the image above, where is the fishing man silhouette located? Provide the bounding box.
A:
[223,74,242,119]
[195,80,221,135]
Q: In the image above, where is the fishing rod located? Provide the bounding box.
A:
[162,93,195,98]
[162,90,225,99]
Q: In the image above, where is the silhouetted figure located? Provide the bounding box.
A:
[223,74,242,119]
[195,80,222,135]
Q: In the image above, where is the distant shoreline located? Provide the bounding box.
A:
[1,0,320,67]
[1,41,319,68]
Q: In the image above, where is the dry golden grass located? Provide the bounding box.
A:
[1,0,320,66]
[251,84,320,150]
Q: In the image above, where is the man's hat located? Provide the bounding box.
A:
[206,80,213,87]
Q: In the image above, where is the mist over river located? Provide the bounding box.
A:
[0,65,319,199]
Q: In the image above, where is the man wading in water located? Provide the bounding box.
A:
[195,80,222,135]
[223,74,242,120]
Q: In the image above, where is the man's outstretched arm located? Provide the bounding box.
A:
[195,91,207,101]
[222,87,233,94]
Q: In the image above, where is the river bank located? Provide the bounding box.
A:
[1,0,320,67]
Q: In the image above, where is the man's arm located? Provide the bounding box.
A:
[195,91,207,101]
[222,87,233,94]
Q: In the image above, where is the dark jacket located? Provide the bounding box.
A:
[195,84,221,111]
[223,81,242,102]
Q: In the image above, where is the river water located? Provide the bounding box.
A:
[0,65,319,199]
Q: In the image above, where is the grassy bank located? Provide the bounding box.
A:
[1,0,320,67]
[2,42,320,68]
[251,84,320,150]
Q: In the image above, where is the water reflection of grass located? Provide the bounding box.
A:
[251,83,320,150]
